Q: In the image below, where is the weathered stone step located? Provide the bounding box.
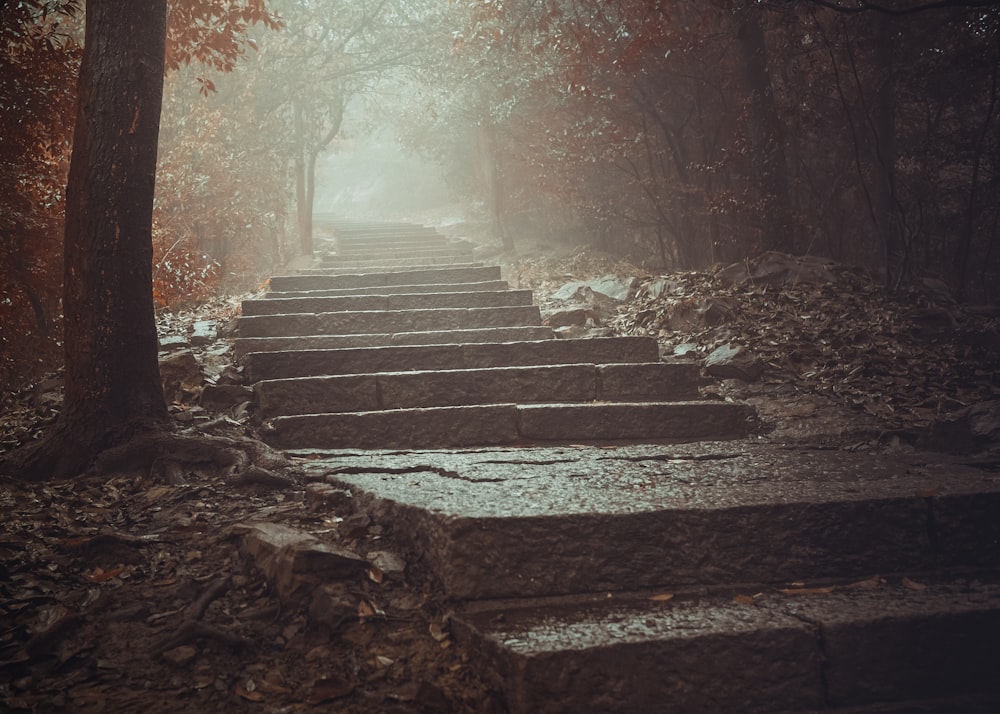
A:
[232,326,555,359]
[262,401,754,450]
[312,443,1000,600]
[318,255,476,270]
[242,290,533,317]
[449,577,1000,714]
[255,362,703,416]
[299,262,486,275]
[324,246,474,262]
[238,305,542,338]
[334,239,455,252]
[334,226,439,237]
[242,336,659,381]
[276,265,497,288]
[266,280,509,299]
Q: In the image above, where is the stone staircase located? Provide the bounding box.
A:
[238,220,1000,713]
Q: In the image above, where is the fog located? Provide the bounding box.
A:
[314,125,462,227]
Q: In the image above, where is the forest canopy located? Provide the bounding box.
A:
[2,0,999,392]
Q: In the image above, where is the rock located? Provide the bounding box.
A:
[158,334,188,351]
[544,307,594,328]
[199,384,253,412]
[190,320,217,346]
[161,645,198,666]
[305,483,354,511]
[553,275,636,302]
[369,550,406,577]
[643,277,680,299]
[239,522,368,602]
[159,350,203,404]
[307,583,357,629]
[673,343,702,359]
[926,400,1000,454]
[704,344,765,382]
[32,376,62,414]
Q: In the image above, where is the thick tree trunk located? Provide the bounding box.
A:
[6,0,170,480]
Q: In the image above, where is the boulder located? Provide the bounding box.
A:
[704,344,765,382]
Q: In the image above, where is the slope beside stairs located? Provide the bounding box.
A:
[237,219,1000,713]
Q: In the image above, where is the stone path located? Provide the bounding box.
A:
[239,219,1000,713]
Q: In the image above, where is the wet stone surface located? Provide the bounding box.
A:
[300,442,1000,519]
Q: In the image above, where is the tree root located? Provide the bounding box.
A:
[155,576,251,655]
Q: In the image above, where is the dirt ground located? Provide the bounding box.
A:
[2,247,998,713]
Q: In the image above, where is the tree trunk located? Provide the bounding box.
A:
[736,7,794,254]
[7,0,170,480]
[870,14,904,289]
[293,100,312,255]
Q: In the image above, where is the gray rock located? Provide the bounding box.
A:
[552,275,636,302]
[159,350,203,403]
[199,384,253,412]
[705,344,765,382]
[190,320,217,346]
[673,343,702,359]
[158,334,188,351]
[544,307,594,328]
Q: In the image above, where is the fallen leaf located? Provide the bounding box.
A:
[235,684,264,702]
[902,577,928,591]
[648,593,674,602]
[375,655,394,667]
[84,566,123,583]
[846,575,884,589]
[732,594,756,605]
[367,565,383,584]
[779,586,835,595]
[428,621,448,642]
[306,675,354,705]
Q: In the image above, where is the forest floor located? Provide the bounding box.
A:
[1,244,999,713]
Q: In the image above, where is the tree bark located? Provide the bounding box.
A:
[735,6,795,254]
[6,0,171,480]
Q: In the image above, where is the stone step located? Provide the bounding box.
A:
[265,280,509,299]
[334,238,452,251]
[238,305,542,338]
[448,577,1000,714]
[242,336,659,381]
[262,401,754,450]
[314,443,1000,600]
[232,326,555,359]
[242,290,532,317]
[318,255,475,269]
[275,265,497,288]
[255,362,703,416]
[298,262,487,275]
[324,246,474,261]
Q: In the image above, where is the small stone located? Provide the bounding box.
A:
[306,483,353,511]
[162,645,198,666]
[200,384,254,412]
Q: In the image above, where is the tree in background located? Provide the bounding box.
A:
[407,0,999,297]
[0,2,81,387]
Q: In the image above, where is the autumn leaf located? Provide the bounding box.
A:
[902,577,928,591]
[779,586,835,595]
[647,593,674,602]
[84,565,124,583]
